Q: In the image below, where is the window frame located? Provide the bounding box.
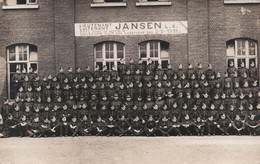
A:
[139,41,170,68]
[7,44,38,100]
[91,0,127,7]
[94,42,125,70]
[226,39,258,69]
[136,0,172,6]
[224,0,260,4]
[2,0,38,10]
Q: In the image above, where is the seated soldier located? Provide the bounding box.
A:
[0,113,6,138]
[217,113,231,135]
[130,116,144,136]
[59,115,69,137]
[93,116,107,136]
[180,114,193,136]
[245,115,259,136]
[231,115,245,135]
[115,115,131,137]
[27,117,42,137]
[144,115,158,136]
[106,116,117,136]
[158,116,171,136]
[168,116,181,136]
[193,117,205,136]
[49,116,60,137]
[79,115,93,136]
[5,114,18,137]
[18,115,30,137]
[69,116,79,137]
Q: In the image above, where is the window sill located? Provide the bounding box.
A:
[136,2,172,6]
[90,3,127,8]
[2,5,39,10]
[224,0,260,4]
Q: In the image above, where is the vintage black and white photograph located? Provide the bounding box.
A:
[0,0,260,163]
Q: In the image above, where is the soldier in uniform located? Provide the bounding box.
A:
[245,115,259,136]
[79,115,93,136]
[181,114,193,135]
[158,116,172,136]
[193,116,205,136]
[130,116,144,136]
[231,115,245,135]
[216,113,231,135]
[115,115,131,136]
[68,116,79,137]
[27,116,42,137]
[93,116,107,136]
[59,115,69,136]
[168,116,181,136]
[248,61,258,81]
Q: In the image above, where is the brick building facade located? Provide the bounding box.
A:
[0,0,259,102]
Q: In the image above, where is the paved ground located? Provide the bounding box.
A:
[0,136,260,164]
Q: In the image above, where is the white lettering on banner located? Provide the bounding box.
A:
[75,21,188,36]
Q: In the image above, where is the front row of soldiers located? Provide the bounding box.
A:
[1,107,259,137]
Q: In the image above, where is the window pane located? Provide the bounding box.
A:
[249,40,256,56]
[29,45,38,61]
[106,62,114,70]
[105,43,114,59]
[9,46,16,61]
[96,62,103,70]
[105,0,123,2]
[10,63,27,73]
[30,63,38,72]
[28,0,37,3]
[226,40,235,57]
[237,58,246,68]
[161,41,169,58]
[154,61,159,67]
[117,43,124,59]
[95,44,103,59]
[17,0,27,4]
[140,42,147,58]
[19,45,27,61]
[161,60,169,69]
[237,40,246,56]
[117,51,124,59]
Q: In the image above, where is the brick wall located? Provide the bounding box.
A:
[0,0,260,101]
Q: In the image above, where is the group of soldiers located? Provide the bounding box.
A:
[0,58,260,137]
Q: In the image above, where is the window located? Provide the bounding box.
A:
[139,41,170,68]
[226,38,258,68]
[7,44,38,99]
[3,0,38,9]
[136,0,172,6]
[224,0,260,4]
[91,0,126,7]
[94,42,125,70]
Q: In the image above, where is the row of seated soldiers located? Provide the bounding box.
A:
[1,91,260,137]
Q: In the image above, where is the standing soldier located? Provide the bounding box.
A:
[248,61,258,81]
[227,60,237,77]
[136,58,146,75]
[196,63,204,79]
[57,67,67,83]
